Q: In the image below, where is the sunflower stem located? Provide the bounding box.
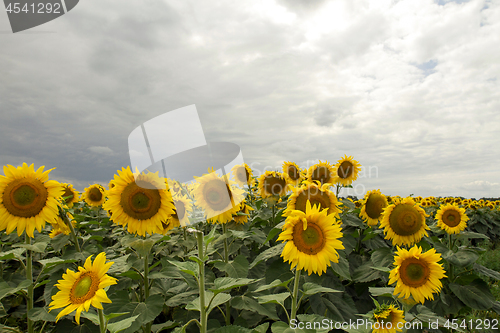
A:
[38,320,47,333]
[63,208,82,253]
[144,253,150,300]
[448,234,455,281]
[144,252,153,333]
[271,204,276,225]
[222,224,231,325]
[183,227,188,255]
[25,233,34,333]
[196,230,207,333]
[98,308,106,333]
[290,268,302,322]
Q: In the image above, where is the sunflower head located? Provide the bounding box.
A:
[233,200,254,224]
[81,184,106,207]
[285,182,341,219]
[278,201,344,276]
[231,164,254,187]
[103,167,175,236]
[61,183,80,208]
[333,155,361,186]
[372,304,405,333]
[306,161,335,186]
[0,163,64,237]
[359,189,388,226]
[258,171,288,199]
[282,161,303,186]
[49,252,117,324]
[49,208,76,238]
[193,169,245,224]
[389,245,446,304]
[170,195,193,227]
[435,203,468,234]
[379,197,429,247]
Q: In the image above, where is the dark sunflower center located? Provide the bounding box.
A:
[294,189,331,213]
[174,200,186,220]
[264,175,286,196]
[203,179,233,211]
[63,187,74,203]
[70,272,99,303]
[287,165,300,181]
[311,166,331,185]
[337,161,353,179]
[120,181,162,220]
[442,209,460,227]
[3,179,48,218]
[399,258,429,288]
[389,204,422,236]
[378,312,394,326]
[292,222,325,255]
[236,167,248,183]
[365,194,387,219]
[88,187,103,202]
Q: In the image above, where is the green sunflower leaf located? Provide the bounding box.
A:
[249,243,284,269]
[302,282,341,295]
[107,314,140,333]
[210,277,256,295]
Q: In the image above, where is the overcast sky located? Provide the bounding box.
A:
[1,0,499,199]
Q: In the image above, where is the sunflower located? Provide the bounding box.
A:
[233,201,254,224]
[379,197,429,247]
[61,183,80,208]
[49,210,75,238]
[170,195,193,228]
[103,167,175,236]
[333,155,361,186]
[359,189,388,226]
[372,304,405,333]
[258,171,288,199]
[166,178,185,198]
[231,164,254,187]
[282,161,303,186]
[306,161,335,186]
[278,201,344,276]
[193,169,245,224]
[435,203,468,234]
[49,252,117,324]
[389,245,446,304]
[0,163,63,238]
[160,219,176,234]
[81,184,106,207]
[284,182,341,219]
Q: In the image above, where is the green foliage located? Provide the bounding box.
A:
[1,196,499,333]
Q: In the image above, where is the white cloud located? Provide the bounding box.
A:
[88,146,114,155]
[461,180,500,191]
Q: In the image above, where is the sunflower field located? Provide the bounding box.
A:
[1,158,500,333]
